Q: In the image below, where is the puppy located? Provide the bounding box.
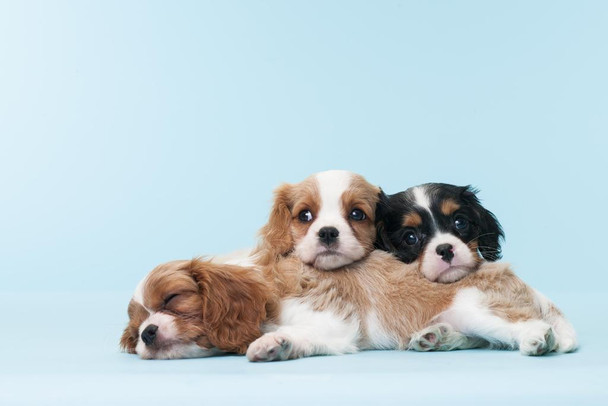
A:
[120,259,275,359]
[246,171,577,361]
[376,183,504,283]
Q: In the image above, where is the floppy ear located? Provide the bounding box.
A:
[188,259,269,354]
[119,326,137,354]
[119,301,142,354]
[253,183,294,265]
[461,186,505,261]
[374,189,397,252]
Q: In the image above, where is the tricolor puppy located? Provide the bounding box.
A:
[376,183,504,283]
[120,259,274,359]
[375,183,578,352]
[246,171,577,361]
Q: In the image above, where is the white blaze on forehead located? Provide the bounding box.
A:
[132,273,154,314]
[412,186,432,213]
[315,170,353,221]
[412,185,438,229]
[138,312,179,338]
[133,274,148,306]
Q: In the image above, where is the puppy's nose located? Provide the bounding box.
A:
[141,324,158,346]
[436,244,454,263]
[318,227,339,246]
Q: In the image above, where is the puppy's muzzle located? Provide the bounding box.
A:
[436,244,454,263]
[141,324,158,346]
[318,227,339,247]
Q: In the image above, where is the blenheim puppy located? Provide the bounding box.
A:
[376,183,505,283]
[246,171,577,361]
[120,259,275,359]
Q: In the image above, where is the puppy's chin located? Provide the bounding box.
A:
[432,266,476,283]
[138,342,221,360]
[312,251,355,271]
[420,255,480,283]
[296,238,369,271]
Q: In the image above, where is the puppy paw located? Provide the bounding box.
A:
[410,323,460,351]
[246,333,293,362]
[520,325,556,356]
[553,318,578,353]
[555,335,578,353]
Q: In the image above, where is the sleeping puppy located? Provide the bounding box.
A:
[120,259,276,359]
[246,171,577,361]
[375,183,504,283]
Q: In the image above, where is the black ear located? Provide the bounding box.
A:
[375,189,397,252]
[461,186,505,261]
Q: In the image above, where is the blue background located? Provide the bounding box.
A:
[1,1,606,405]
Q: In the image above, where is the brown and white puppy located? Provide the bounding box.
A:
[246,170,578,361]
[120,259,274,359]
[253,169,378,271]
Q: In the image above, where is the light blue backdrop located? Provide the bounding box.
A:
[1,1,606,292]
[2,2,608,405]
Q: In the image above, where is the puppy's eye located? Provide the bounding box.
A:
[404,231,418,245]
[164,294,179,305]
[454,217,469,230]
[349,209,366,221]
[298,210,313,222]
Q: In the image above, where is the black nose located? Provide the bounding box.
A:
[436,244,454,263]
[318,226,339,246]
[141,324,158,346]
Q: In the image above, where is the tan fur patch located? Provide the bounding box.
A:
[252,176,322,266]
[290,177,321,246]
[402,212,422,228]
[441,199,460,216]
[467,240,483,266]
[341,174,380,256]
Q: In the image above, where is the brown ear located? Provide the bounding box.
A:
[188,259,270,354]
[120,326,137,354]
[119,299,146,354]
[253,183,294,265]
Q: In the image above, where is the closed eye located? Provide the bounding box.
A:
[164,293,179,305]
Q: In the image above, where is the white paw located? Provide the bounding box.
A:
[519,325,556,356]
[246,333,293,362]
[553,318,578,353]
[556,335,578,353]
[410,323,462,351]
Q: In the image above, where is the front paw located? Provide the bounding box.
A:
[520,325,556,356]
[246,333,293,362]
[409,323,459,351]
[409,323,482,351]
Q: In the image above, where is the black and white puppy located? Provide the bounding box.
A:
[376,183,505,283]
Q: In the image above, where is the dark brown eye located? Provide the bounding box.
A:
[298,210,313,222]
[164,294,179,305]
[454,216,469,231]
[404,231,418,245]
[349,209,366,221]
